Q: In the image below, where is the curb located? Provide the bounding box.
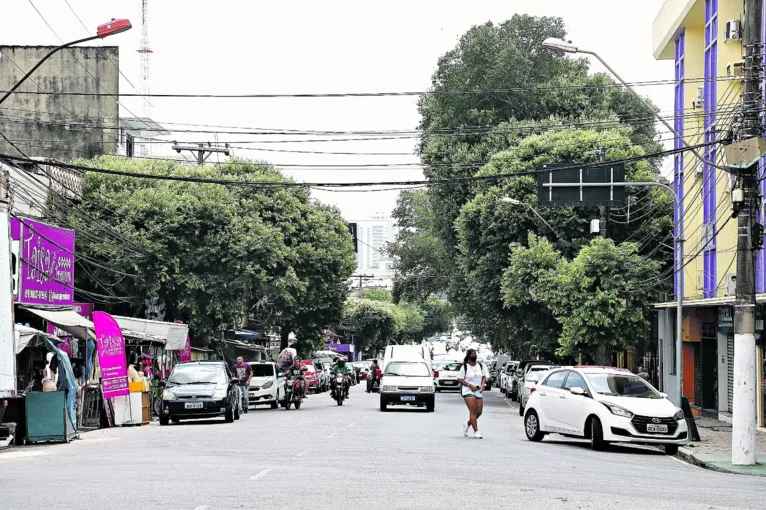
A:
[674,448,766,477]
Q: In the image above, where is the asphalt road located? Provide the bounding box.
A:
[0,385,764,509]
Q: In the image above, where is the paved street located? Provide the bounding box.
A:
[1,385,764,510]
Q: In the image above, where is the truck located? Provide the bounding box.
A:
[383,344,432,374]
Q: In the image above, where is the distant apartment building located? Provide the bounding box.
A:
[352,214,395,276]
[0,45,120,162]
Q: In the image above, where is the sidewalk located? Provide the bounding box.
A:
[677,417,766,476]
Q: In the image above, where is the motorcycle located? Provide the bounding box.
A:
[332,373,348,406]
[282,374,304,411]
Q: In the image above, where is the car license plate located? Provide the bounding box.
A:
[400,395,416,401]
[442,381,457,385]
[184,402,203,409]
[646,424,668,433]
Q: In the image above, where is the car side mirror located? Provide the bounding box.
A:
[157,380,166,388]
[569,387,586,396]
[231,377,240,384]
[659,392,668,399]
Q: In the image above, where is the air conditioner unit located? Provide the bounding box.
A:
[725,20,742,41]
[726,273,737,296]
[727,61,745,78]
[692,86,704,110]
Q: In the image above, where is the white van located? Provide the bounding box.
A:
[383,344,432,374]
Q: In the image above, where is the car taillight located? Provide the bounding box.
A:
[530,387,536,393]
[434,371,439,378]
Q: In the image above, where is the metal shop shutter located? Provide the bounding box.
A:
[727,335,734,413]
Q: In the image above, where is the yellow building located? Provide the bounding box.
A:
[653,0,766,426]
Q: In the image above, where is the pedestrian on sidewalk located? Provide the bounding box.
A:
[232,356,253,414]
[458,349,488,439]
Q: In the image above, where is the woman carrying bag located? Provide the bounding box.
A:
[457,349,488,439]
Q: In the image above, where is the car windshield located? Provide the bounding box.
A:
[302,363,316,372]
[167,365,226,386]
[384,362,430,377]
[586,373,662,398]
[443,362,462,371]
[250,364,274,377]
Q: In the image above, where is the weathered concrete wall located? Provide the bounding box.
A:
[0,46,119,162]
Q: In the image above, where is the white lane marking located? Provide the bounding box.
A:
[193,506,209,510]
[296,449,309,457]
[249,468,271,480]
[348,422,356,428]
[327,432,337,438]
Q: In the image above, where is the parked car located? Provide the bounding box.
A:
[433,361,462,392]
[499,362,518,395]
[312,361,331,392]
[511,360,554,401]
[300,360,321,393]
[523,367,688,454]
[160,361,240,425]
[518,364,559,415]
[380,360,435,412]
[247,362,285,409]
[351,361,370,381]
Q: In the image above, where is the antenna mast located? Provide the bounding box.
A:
[138,0,152,155]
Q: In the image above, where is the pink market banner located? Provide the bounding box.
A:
[11,217,75,305]
[93,311,129,398]
[175,320,192,362]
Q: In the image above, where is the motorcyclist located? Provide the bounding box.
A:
[330,358,352,399]
[284,357,308,400]
[366,359,381,393]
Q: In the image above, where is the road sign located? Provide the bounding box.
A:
[537,163,626,207]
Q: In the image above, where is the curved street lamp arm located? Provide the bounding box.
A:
[0,35,99,107]
[523,202,561,238]
[580,49,728,172]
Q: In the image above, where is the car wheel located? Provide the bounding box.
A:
[589,416,605,451]
[159,415,170,426]
[664,444,679,455]
[225,405,235,423]
[380,398,388,412]
[271,401,278,409]
[234,405,241,420]
[171,417,180,424]
[524,410,545,442]
[426,399,435,413]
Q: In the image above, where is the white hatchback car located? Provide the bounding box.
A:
[518,364,558,416]
[523,367,688,454]
[247,362,285,409]
[434,361,462,391]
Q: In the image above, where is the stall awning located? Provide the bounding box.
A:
[22,307,94,340]
[14,324,64,354]
[112,317,188,350]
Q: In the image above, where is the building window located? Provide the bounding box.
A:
[674,31,685,298]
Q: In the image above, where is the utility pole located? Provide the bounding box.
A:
[351,274,374,298]
[730,0,763,466]
[171,142,232,165]
[598,147,608,238]
[0,167,16,399]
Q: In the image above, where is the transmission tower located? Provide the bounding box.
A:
[137,0,152,155]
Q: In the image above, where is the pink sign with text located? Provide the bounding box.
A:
[93,311,129,398]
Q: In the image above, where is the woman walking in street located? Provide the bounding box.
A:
[458,349,488,439]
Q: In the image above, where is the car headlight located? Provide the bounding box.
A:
[212,389,228,400]
[421,386,434,393]
[673,409,684,421]
[601,402,634,419]
[382,385,396,392]
[162,390,177,401]
[261,380,274,390]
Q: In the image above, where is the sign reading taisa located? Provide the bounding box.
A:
[10,217,75,305]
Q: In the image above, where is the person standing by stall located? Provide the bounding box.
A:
[232,357,253,414]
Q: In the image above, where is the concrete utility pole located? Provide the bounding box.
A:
[0,169,16,399]
[730,0,763,466]
[171,142,232,165]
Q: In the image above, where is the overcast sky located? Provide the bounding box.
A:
[2,0,672,221]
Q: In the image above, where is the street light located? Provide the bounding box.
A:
[541,37,724,172]
[501,197,561,238]
[0,18,132,107]
[543,36,687,408]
